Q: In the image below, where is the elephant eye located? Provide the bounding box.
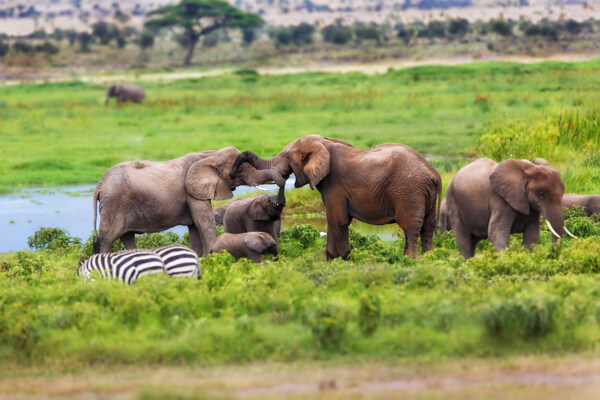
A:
[536,190,545,200]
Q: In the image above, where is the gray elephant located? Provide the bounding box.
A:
[445,158,575,259]
[213,203,229,226]
[93,147,286,256]
[222,187,285,241]
[437,199,451,233]
[562,193,600,216]
[210,232,278,263]
[232,135,442,259]
[105,84,145,104]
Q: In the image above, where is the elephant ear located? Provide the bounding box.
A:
[244,233,268,253]
[249,196,270,221]
[291,137,330,189]
[185,159,233,201]
[490,159,530,215]
[532,158,551,166]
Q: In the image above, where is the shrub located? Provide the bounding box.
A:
[358,291,381,336]
[322,25,352,45]
[27,227,81,251]
[280,224,319,248]
[481,292,557,339]
[305,300,348,348]
[0,40,9,57]
[1,251,45,279]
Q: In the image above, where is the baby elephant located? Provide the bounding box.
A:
[105,84,145,104]
[210,232,278,263]
[220,187,286,240]
[562,193,600,216]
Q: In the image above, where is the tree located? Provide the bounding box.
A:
[145,0,263,65]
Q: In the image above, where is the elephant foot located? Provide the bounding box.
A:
[325,250,336,261]
[341,250,351,261]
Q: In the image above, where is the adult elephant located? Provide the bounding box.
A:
[105,84,145,104]
[562,193,600,216]
[93,147,286,256]
[445,158,575,259]
[222,187,286,240]
[232,135,442,259]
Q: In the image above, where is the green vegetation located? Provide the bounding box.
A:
[3,60,600,194]
[3,60,600,373]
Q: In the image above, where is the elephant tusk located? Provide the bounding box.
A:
[253,185,269,191]
[564,225,577,239]
[545,219,561,239]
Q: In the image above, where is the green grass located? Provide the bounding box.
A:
[4,60,600,371]
[2,60,600,193]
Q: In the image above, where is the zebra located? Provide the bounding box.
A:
[151,245,201,279]
[77,250,164,285]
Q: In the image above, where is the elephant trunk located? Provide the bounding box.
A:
[543,207,564,243]
[276,184,286,207]
[250,168,286,188]
[231,151,272,178]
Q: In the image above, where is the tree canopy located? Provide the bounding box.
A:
[145,0,263,65]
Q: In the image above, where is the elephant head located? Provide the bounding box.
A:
[231,135,354,189]
[244,232,278,258]
[186,147,287,201]
[490,159,566,242]
[104,84,120,104]
[250,187,286,221]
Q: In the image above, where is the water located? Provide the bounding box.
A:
[0,177,400,253]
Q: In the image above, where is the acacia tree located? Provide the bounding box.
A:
[145,0,262,65]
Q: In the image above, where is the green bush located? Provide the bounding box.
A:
[27,227,81,251]
[305,300,349,348]
[358,291,381,336]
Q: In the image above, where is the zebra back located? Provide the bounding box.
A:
[151,245,201,279]
[77,250,163,285]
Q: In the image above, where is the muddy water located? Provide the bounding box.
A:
[0,183,400,253]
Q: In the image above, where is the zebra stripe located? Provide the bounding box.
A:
[78,250,164,285]
[151,245,201,278]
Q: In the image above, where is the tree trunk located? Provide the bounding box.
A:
[184,34,199,66]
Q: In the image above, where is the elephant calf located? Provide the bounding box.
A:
[562,193,600,216]
[221,188,286,241]
[437,199,451,233]
[446,157,575,259]
[105,84,145,104]
[210,232,278,263]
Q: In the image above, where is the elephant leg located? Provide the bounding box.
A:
[452,220,478,259]
[522,219,540,250]
[324,204,351,260]
[420,205,437,254]
[189,200,217,257]
[188,225,202,255]
[488,210,515,252]
[98,216,127,253]
[397,214,424,259]
[120,232,136,249]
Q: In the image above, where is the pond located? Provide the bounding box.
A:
[0,178,401,253]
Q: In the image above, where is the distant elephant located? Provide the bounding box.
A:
[562,193,600,216]
[445,158,575,259]
[232,135,442,259]
[222,187,286,240]
[93,147,286,256]
[210,232,278,263]
[105,84,145,104]
[437,199,451,233]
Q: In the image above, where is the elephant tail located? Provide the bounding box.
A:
[434,176,442,223]
[93,189,100,254]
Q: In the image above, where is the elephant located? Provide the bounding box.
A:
[562,193,600,216]
[213,203,229,226]
[210,232,278,263]
[437,199,451,233]
[445,157,575,259]
[104,84,145,104]
[92,147,286,256]
[231,135,442,259]
[222,187,286,240]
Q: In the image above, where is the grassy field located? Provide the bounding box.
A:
[2,60,600,398]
